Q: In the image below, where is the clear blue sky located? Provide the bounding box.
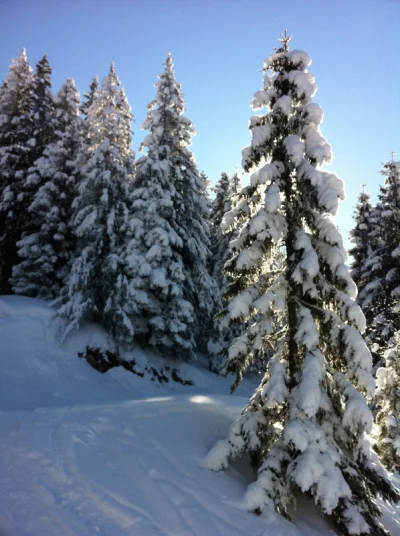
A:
[1,0,399,250]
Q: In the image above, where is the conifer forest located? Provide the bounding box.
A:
[0,11,399,536]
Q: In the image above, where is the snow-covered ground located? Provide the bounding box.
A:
[0,296,399,536]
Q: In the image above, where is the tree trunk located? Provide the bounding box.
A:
[284,170,299,390]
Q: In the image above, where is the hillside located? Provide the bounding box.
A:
[0,296,399,536]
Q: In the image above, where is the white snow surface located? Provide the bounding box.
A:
[0,296,399,536]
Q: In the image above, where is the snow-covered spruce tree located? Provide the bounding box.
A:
[348,187,379,363]
[349,187,376,297]
[208,171,245,361]
[200,170,213,222]
[199,171,213,239]
[210,172,232,285]
[200,170,216,294]
[18,55,56,236]
[210,171,243,292]
[374,332,400,473]
[222,171,243,291]
[11,78,83,299]
[207,172,238,367]
[200,170,212,196]
[59,63,135,343]
[359,157,400,358]
[211,172,231,227]
[30,55,54,160]
[80,75,99,118]
[205,35,399,536]
[125,54,219,358]
[0,49,34,293]
[229,169,242,199]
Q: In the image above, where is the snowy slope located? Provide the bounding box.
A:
[0,296,399,536]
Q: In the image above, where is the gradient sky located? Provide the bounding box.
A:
[1,0,399,250]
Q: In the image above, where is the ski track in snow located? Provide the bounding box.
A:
[0,296,399,536]
[0,399,304,536]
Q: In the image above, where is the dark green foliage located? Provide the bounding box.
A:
[79,346,194,385]
[78,346,121,373]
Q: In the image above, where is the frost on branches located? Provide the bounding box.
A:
[374,334,400,474]
[11,78,83,299]
[125,54,219,358]
[59,64,135,344]
[205,35,399,536]
[359,158,400,359]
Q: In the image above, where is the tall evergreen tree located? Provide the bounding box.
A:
[11,78,83,299]
[211,172,242,305]
[359,157,400,357]
[59,64,135,343]
[349,187,375,293]
[200,170,212,213]
[208,172,237,366]
[125,54,219,357]
[349,187,378,357]
[19,55,56,237]
[80,75,99,118]
[211,173,231,229]
[229,169,242,198]
[210,170,243,312]
[210,172,231,286]
[205,35,398,536]
[374,332,400,473]
[0,49,34,292]
[199,170,215,313]
[30,55,54,160]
